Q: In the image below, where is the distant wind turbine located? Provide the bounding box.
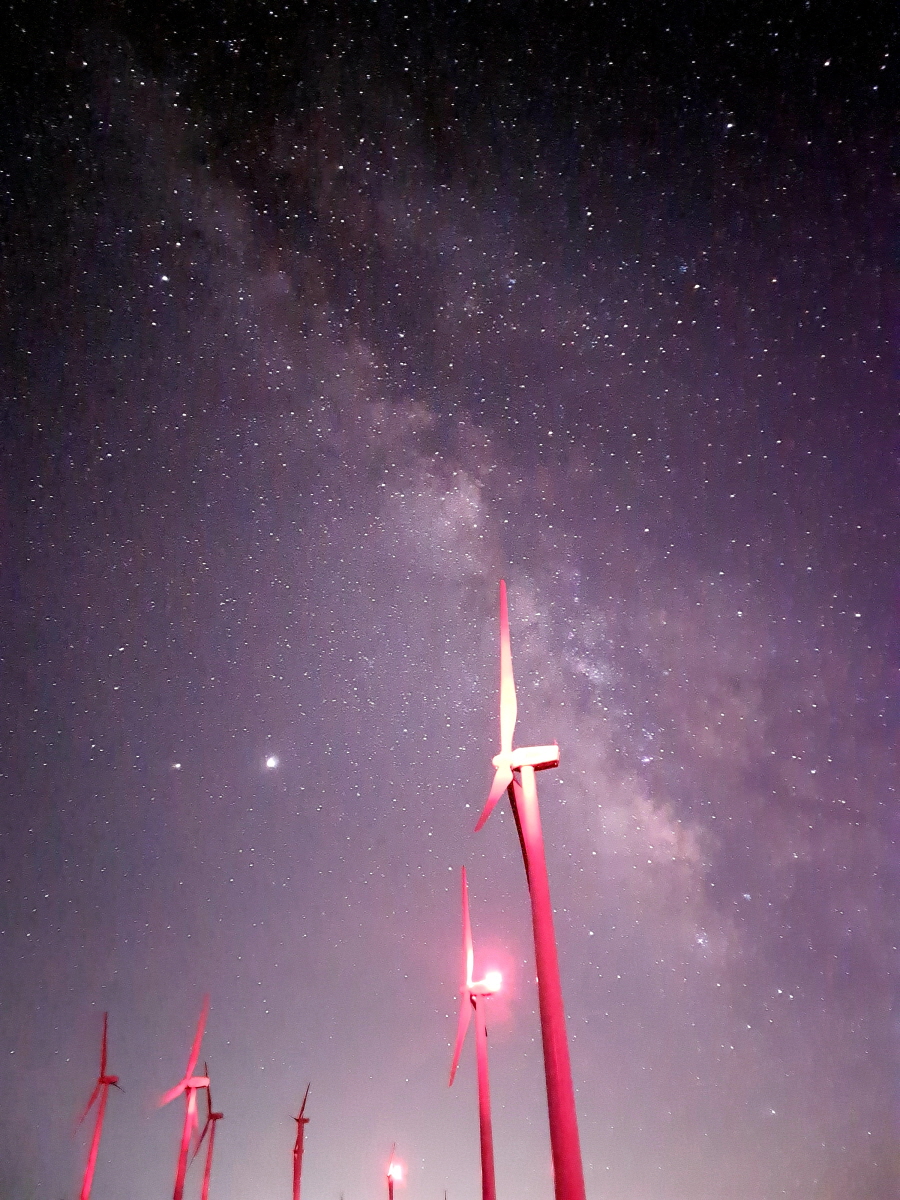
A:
[192,1062,223,1200]
[386,1144,403,1200]
[292,1083,311,1200]
[448,867,501,1200]
[77,1012,122,1200]
[159,997,211,1200]
[474,580,586,1200]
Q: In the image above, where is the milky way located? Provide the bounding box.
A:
[1,5,896,1199]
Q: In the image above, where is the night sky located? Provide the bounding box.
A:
[1,2,897,1198]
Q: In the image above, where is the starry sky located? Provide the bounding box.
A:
[1,2,897,1199]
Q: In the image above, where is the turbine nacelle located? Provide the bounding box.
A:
[469,969,502,998]
[492,744,560,771]
[159,1075,210,1106]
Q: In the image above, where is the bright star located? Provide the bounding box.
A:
[265,755,279,770]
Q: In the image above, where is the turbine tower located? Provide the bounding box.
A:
[292,1083,311,1200]
[475,580,586,1200]
[159,997,211,1200]
[77,1012,122,1200]
[192,1063,223,1200]
[448,867,501,1200]
[386,1145,403,1200]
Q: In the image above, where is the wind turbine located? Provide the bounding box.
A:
[448,867,501,1200]
[77,1012,122,1200]
[191,1062,223,1200]
[386,1145,403,1200]
[159,997,211,1200]
[292,1083,311,1200]
[475,580,586,1200]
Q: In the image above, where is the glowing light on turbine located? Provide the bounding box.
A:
[483,969,502,994]
[387,1161,403,1182]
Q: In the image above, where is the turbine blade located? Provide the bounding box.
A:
[298,1081,311,1119]
[474,763,512,832]
[498,580,517,752]
[187,1088,200,1141]
[461,868,474,987]
[185,996,210,1078]
[77,1082,102,1126]
[159,1081,187,1107]
[448,997,472,1086]
[203,1064,213,1119]
[100,1012,109,1076]
[192,1116,211,1161]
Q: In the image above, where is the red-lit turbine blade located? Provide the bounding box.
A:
[158,1081,187,1108]
[187,1088,200,1141]
[298,1082,311,1120]
[77,1081,102,1126]
[100,1012,109,1076]
[448,997,472,1086]
[203,1064,213,1119]
[474,763,512,832]
[498,580,517,753]
[461,868,474,987]
[185,996,210,1078]
[192,1116,211,1161]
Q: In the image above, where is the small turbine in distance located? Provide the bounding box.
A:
[386,1145,403,1200]
[78,1012,122,1200]
[191,1062,223,1200]
[292,1083,311,1200]
[448,867,501,1200]
[159,997,211,1200]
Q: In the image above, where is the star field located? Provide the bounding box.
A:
[0,3,896,1199]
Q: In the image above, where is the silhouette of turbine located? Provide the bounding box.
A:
[292,1083,311,1200]
[159,997,210,1200]
[475,581,586,1200]
[191,1062,223,1200]
[77,1013,122,1200]
[448,867,501,1200]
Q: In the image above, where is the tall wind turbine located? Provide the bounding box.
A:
[77,1012,122,1200]
[159,997,211,1200]
[192,1062,223,1200]
[292,1083,311,1200]
[448,867,501,1200]
[475,580,586,1200]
